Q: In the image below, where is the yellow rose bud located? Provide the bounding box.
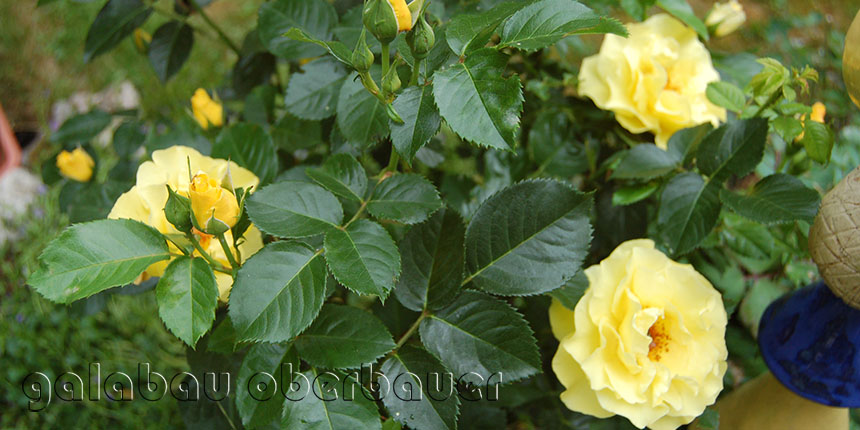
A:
[191,88,223,130]
[705,0,746,37]
[189,171,240,233]
[56,147,95,182]
[810,101,826,123]
[797,101,826,140]
[389,0,412,32]
[133,28,152,54]
[108,146,262,301]
[363,0,412,43]
[550,239,727,430]
[578,14,726,149]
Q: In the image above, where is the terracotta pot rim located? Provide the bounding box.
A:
[0,101,22,177]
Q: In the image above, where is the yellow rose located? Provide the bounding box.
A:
[56,147,95,182]
[189,171,241,233]
[578,14,726,149]
[191,88,223,130]
[108,146,262,301]
[705,0,746,38]
[550,239,727,430]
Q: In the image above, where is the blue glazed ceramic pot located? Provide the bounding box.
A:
[758,281,860,407]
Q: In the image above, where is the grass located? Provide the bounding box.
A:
[0,0,262,129]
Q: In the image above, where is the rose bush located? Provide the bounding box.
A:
[22,0,845,428]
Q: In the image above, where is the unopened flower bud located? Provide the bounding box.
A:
[164,185,193,233]
[406,13,435,60]
[352,28,374,73]
[705,0,746,37]
[363,0,411,44]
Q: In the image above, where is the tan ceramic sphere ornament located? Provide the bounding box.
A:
[809,167,860,309]
[845,10,860,108]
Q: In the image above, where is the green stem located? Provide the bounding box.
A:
[384,149,400,174]
[410,58,422,86]
[190,0,242,56]
[148,2,218,43]
[394,312,428,350]
[165,236,190,256]
[217,233,240,271]
[381,43,391,79]
[343,200,368,229]
[753,91,782,117]
[189,234,230,273]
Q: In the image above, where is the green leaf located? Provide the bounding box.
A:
[656,0,708,40]
[465,179,593,296]
[368,174,443,224]
[380,346,460,430]
[236,343,298,429]
[548,271,588,310]
[284,28,354,67]
[696,118,768,183]
[394,209,465,312]
[433,49,523,150]
[771,116,804,143]
[285,58,347,120]
[83,0,153,62]
[720,174,820,224]
[212,123,279,185]
[282,369,382,430]
[420,290,541,383]
[612,182,660,206]
[666,123,713,165]
[273,113,323,151]
[528,110,588,177]
[156,257,218,348]
[499,0,627,52]
[306,153,368,202]
[611,144,680,180]
[228,242,327,343]
[800,120,834,164]
[657,172,721,255]
[246,181,344,238]
[52,110,112,145]
[28,219,170,303]
[446,1,530,56]
[619,0,655,20]
[706,81,746,112]
[148,21,193,82]
[390,85,442,163]
[337,72,390,148]
[258,0,337,60]
[697,407,720,430]
[112,121,146,158]
[295,304,395,368]
[324,220,401,299]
